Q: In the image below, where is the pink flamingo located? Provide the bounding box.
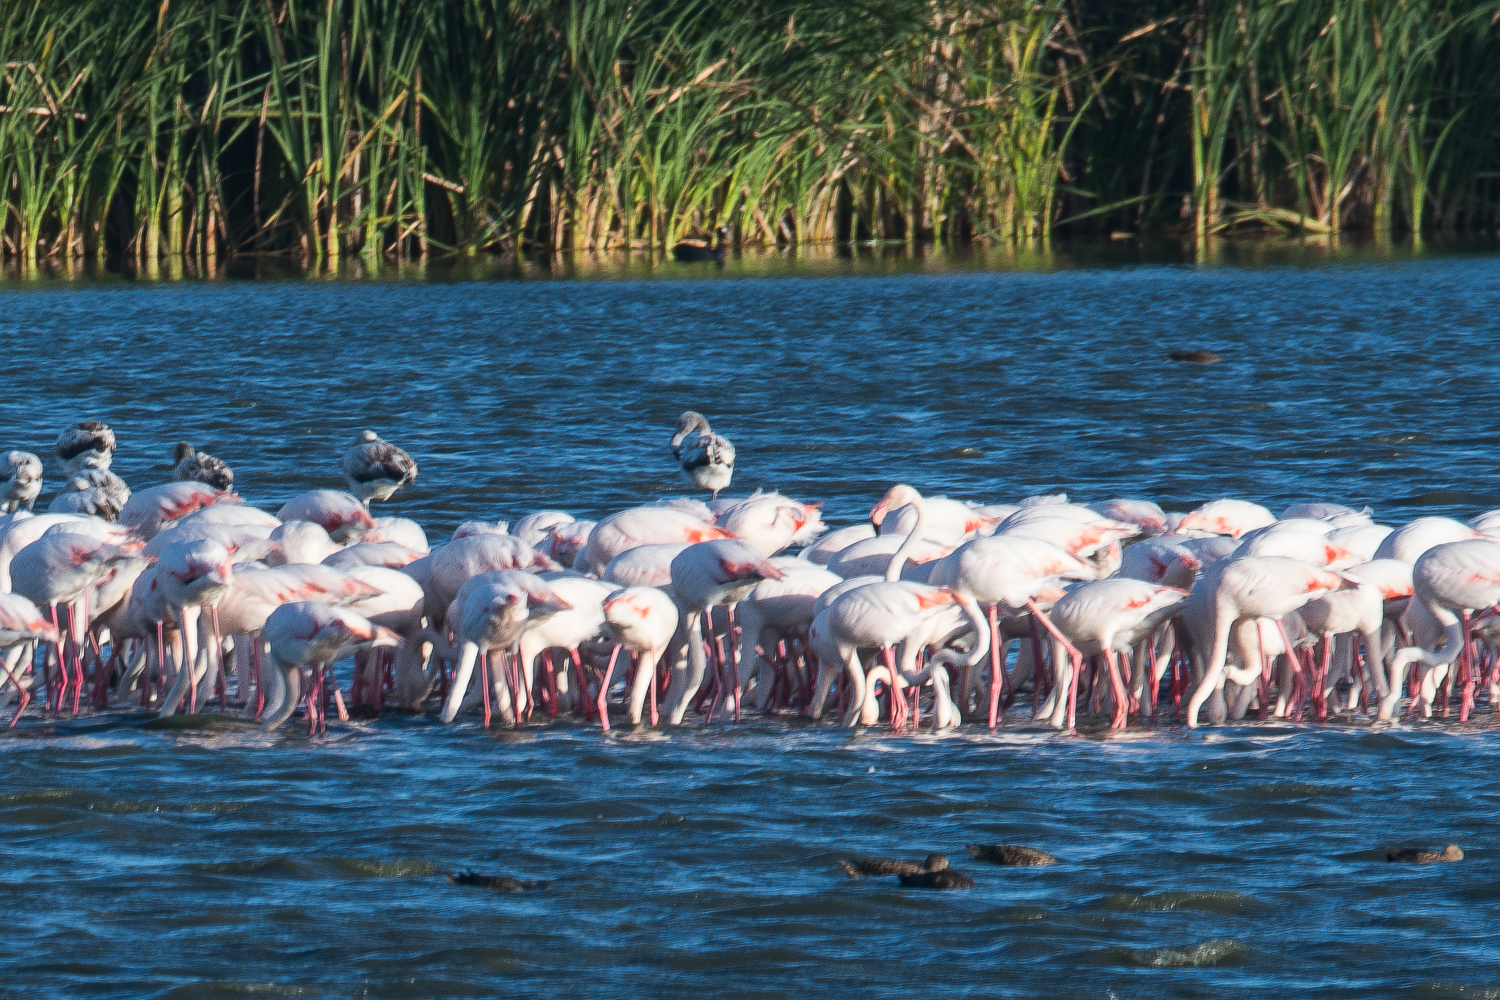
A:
[1184,556,1351,727]
[603,586,680,726]
[663,539,783,724]
[578,506,734,576]
[0,592,60,724]
[260,602,397,731]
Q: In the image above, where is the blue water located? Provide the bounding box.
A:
[2,246,1499,998]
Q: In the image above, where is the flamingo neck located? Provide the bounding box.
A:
[885,498,927,582]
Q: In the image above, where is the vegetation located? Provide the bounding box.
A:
[1,0,1497,263]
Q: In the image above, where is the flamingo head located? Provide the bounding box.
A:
[870,484,922,527]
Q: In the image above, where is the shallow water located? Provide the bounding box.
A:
[3,246,1500,998]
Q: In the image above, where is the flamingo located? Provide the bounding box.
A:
[1184,556,1351,727]
[662,539,783,724]
[10,532,142,712]
[48,487,123,521]
[154,539,236,717]
[510,575,618,725]
[669,411,734,497]
[2,452,41,513]
[55,420,115,474]
[260,602,398,731]
[63,467,131,509]
[1176,499,1276,538]
[539,520,595,568]
[0,592,60,724]
[172,442,234,489]
[277,490,374,542]
[324,541,423,571]
[602,587,680,726]
[428,533,558,618]
[578,506,733,576]
[1388,539,1500,722]
[341,430,418,506]
[513,511,575,547]
[1374,517,1482,564]
[873,493,1001,546]
[1297,558,1411,720]
[603,543,688,588]
[1045,579,1188,730]
[1119,538,1201,589]
[270,521,340,565]
[1088,498,1169,535]
[715,492,825,557]
[119,482,242,539]
[798,524,876,565]
[439,571,572,725]
[735,560,842,712]
[363,516,430,552]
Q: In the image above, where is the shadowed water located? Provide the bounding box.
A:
[2,246,1499,998]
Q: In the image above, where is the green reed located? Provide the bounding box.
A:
[0,0,1496,264]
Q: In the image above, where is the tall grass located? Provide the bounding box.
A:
[1,0,1497,263]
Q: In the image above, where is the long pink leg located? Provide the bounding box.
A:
[49,604,65,714]
[252,640,265,718]
[480,649,492,728]
[727,606,742,723]
[649,653,660,726]
[72,595,88,714]
[1104,649,1129,730]
[987,603,1003,728]
[597,646,621,732]
[1,651,30,727]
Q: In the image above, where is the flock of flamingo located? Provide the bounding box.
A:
[0,410,1497,736]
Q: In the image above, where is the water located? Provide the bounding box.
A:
[3,245,1500,999]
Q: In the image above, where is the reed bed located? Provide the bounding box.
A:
[1,0,1497,263]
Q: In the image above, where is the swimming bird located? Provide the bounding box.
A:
[670,411,735,498]
[672,226,729,263]
[173,442,234,490]
[55,420,115,473]
[965,844,1059,866]
[899,867,975,889]
[447,871,554,891]
[839,853,952,878]
[341,430,418,506]
[2,452,42,512]
[1386,844,1462,863]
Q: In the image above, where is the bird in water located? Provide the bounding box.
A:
[1387,844,1463,864]
[899,867,976,889]
[670,411,734,498]
[966,844,1059,866]
[55,419,116,473]
[1168,349,1222,364]
[173,442,235,490]
[2,452,42,512]
[672,226,729,263]
[839,852,952,878]
[447,871,554,891]
[341,430,418,506]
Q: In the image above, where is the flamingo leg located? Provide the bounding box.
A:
[597,646,621,732]
[49,604,65,715]
[1,646,30,727]
[1104,648,1129,731]
[987,603,1003,729]
[480,649,492,728]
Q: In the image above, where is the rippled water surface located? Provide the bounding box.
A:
[3,246,1500,999]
